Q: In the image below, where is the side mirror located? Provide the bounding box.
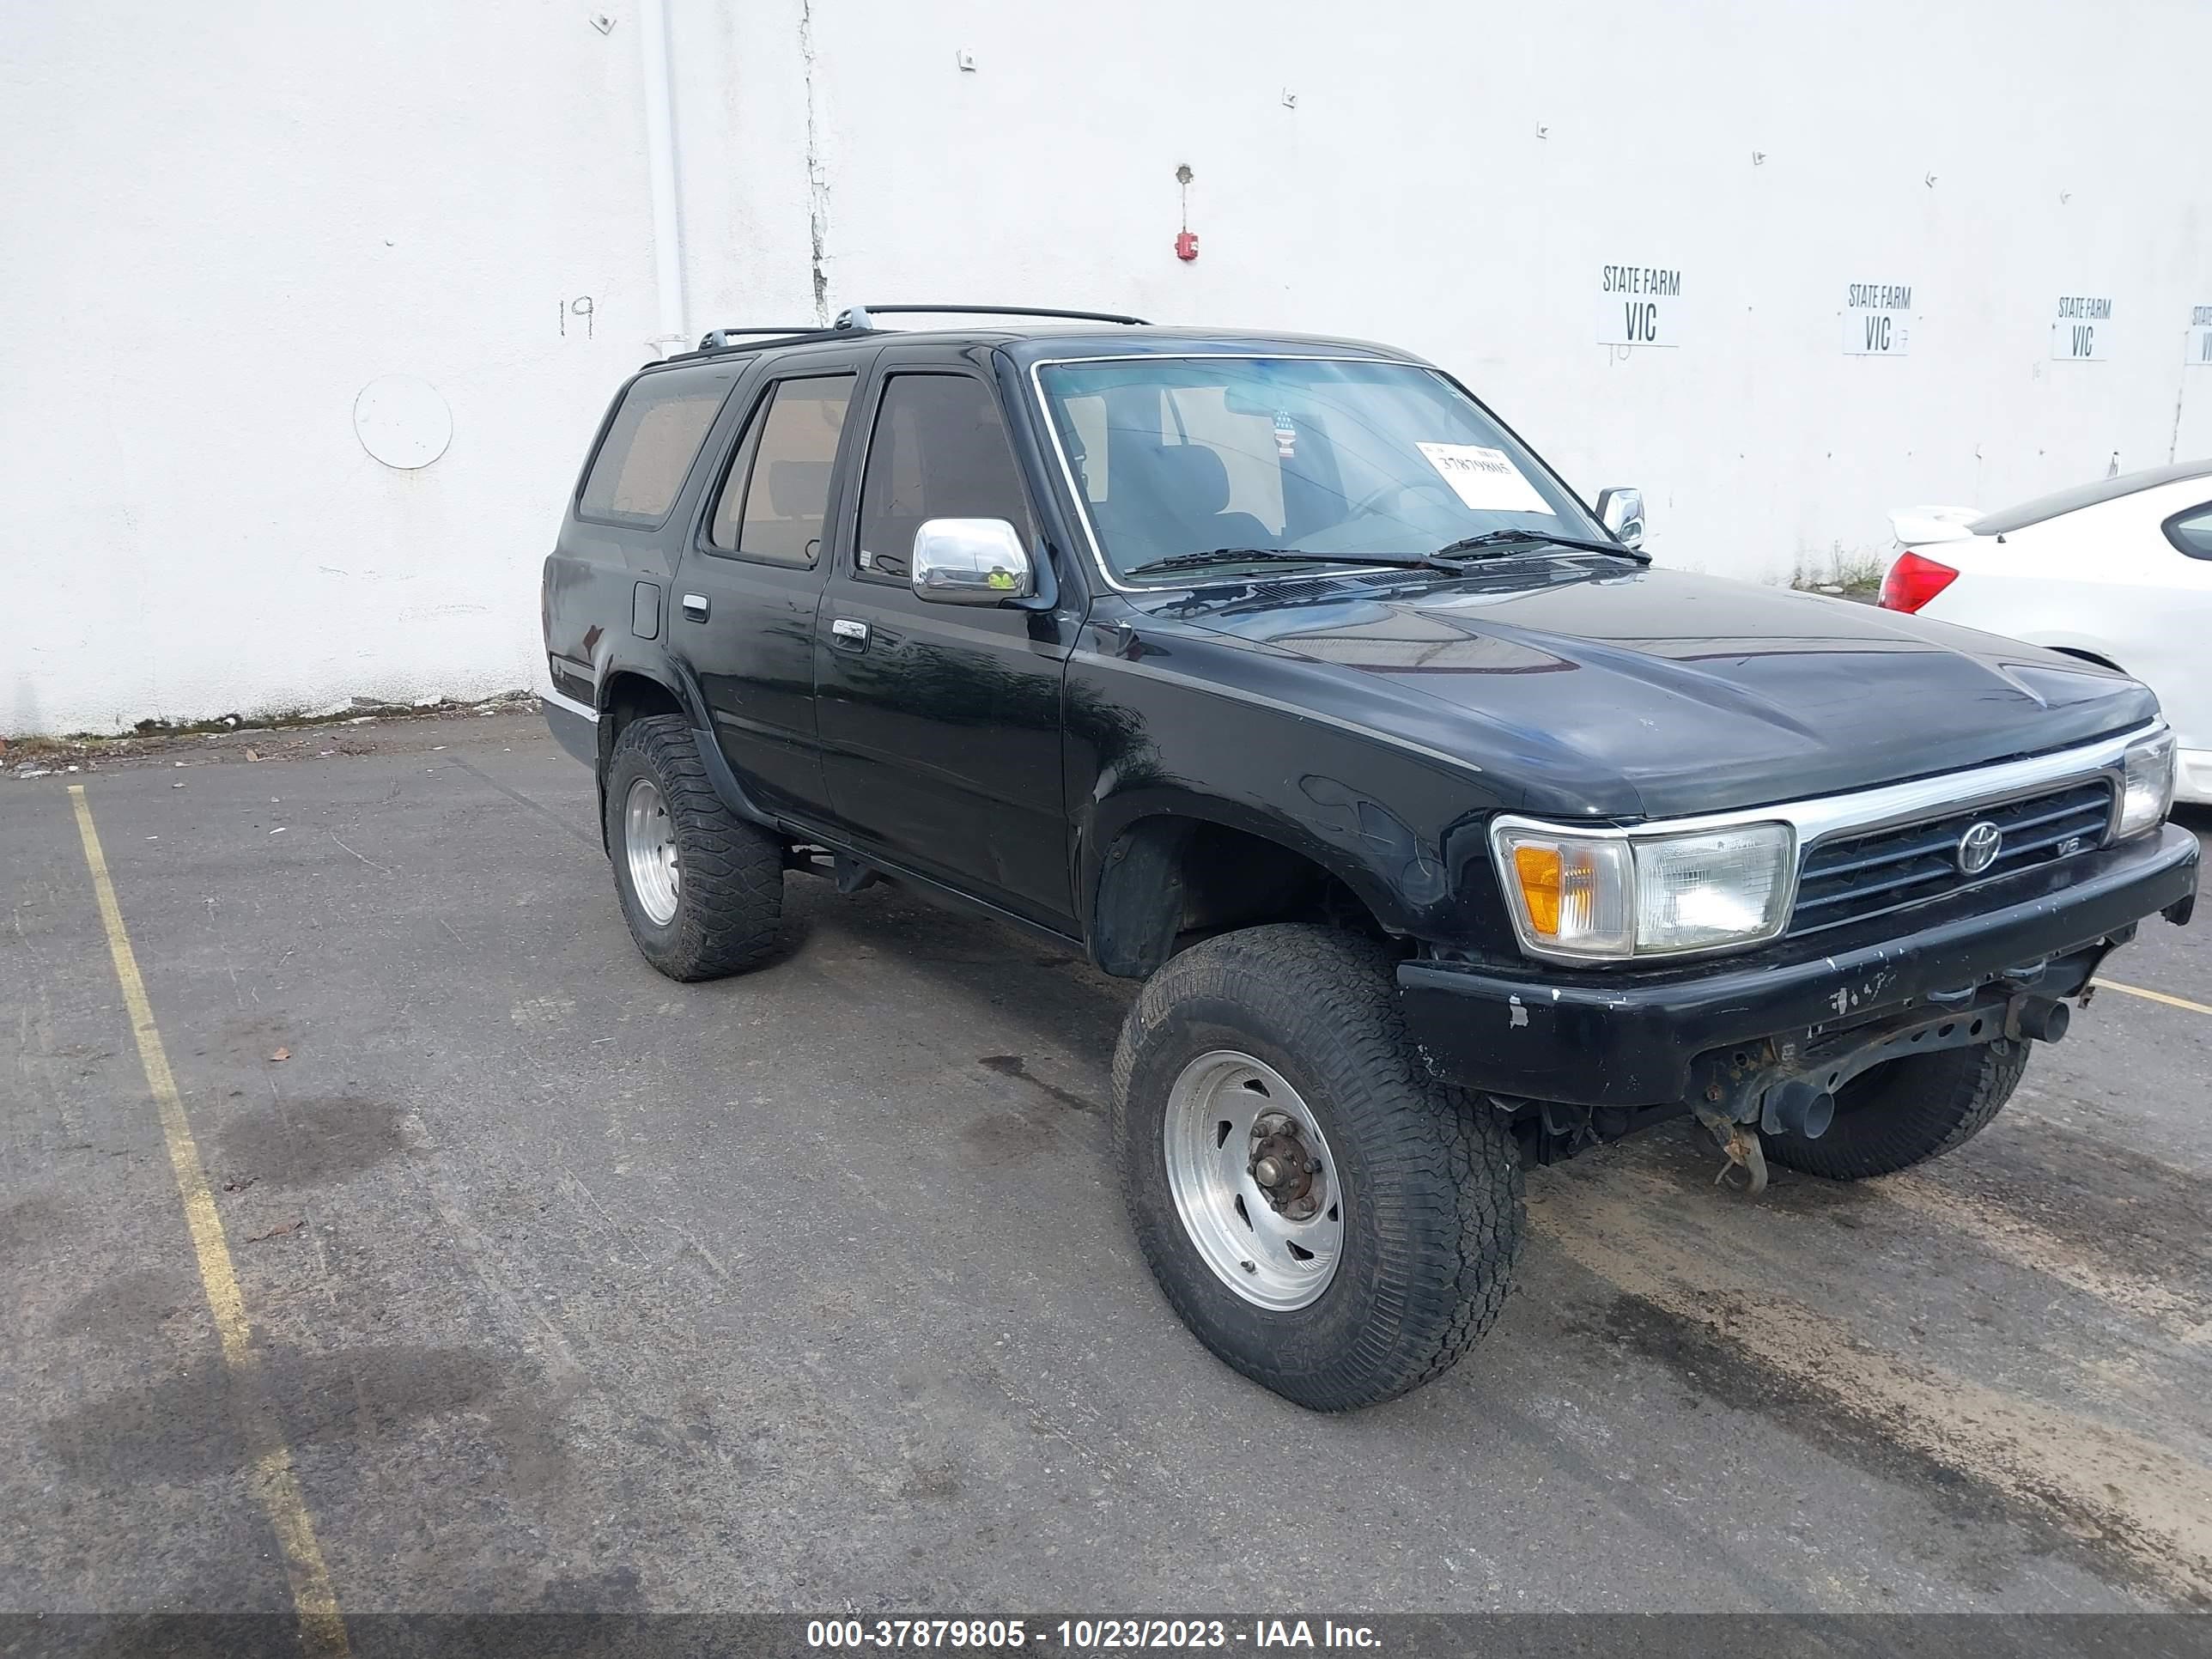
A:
[1594,487,1645,550]
[910,519,1035,605]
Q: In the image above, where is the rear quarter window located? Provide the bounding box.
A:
[577,371,732,527]
[2166,501,2212,561]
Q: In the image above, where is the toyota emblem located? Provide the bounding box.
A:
[1956,820,2002,874]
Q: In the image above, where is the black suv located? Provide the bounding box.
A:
[543,304,2197,1411]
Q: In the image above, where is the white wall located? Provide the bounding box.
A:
[7,0,2210,734]
[2,0,657,736]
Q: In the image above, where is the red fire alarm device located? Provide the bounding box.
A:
[1174,229,1200,262]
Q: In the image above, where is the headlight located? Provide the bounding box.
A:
[1492,819,1796,962]
[2117,732,2176,839]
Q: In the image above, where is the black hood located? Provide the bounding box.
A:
[1141,560,2156,818]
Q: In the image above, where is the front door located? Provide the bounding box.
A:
[672,351,868,823]
[814,356,1078,929]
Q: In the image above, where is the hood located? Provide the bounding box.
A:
[1141,560,2157,818]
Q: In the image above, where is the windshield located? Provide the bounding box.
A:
[1035,356,1605,582]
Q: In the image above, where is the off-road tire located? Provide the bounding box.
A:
[1763,1039,2028,1180]
[1112,924,1522,1412]
[603,714,784,981]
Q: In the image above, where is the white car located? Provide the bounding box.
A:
[1881,461,2212,804]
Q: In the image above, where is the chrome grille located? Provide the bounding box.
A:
[1787,780,2114,938]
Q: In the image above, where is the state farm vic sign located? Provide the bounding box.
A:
[2051,295,2113,362]
[1596,263,1685,348]
[1843,282,1913,356]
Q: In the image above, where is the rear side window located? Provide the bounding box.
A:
[706,375,854,565]
[577,374,728,526]
[2166,502,2212,561]
[854,374,1035,580]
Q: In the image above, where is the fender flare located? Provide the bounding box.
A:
[1081,785,1427,975]
[591,649,778,831]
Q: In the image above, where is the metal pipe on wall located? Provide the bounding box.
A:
[637,0,689,356]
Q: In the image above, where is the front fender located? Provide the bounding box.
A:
[1084,783,1434,943]
[1060,616,1534,959]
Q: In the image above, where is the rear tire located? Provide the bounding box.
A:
[1112,925,1522,1412]
[603,714,784,981]
[1763,1040,2027,1180]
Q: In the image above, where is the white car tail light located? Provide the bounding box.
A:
[1879,550,1960,612]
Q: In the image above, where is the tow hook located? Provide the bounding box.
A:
[1692,1100,1768,1195]
[1714,1124,1769,1194]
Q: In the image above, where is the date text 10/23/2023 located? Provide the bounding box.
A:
[805,1619,1382,1650]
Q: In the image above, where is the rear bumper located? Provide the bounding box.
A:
[1398,823,2199,1107]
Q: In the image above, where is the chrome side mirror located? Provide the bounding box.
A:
[911,518,1035,605]
[1594,487,1645,550]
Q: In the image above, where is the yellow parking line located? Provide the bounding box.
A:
[69,785,351,1658]
[2095,977,2212,1018]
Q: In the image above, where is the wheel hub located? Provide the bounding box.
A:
[1249,1114,1324,1219]
[1161,1051,1343,1310]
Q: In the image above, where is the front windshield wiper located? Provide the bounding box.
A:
[1431,528,1650,564]
[1123,547,1463,579]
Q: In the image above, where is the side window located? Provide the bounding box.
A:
[706,375,854,565]
[578,374,727,526]
[2165,501,2212,561]
[854,374,1035,581]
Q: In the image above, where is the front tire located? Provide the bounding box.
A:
[1763,1040,2028,1180]
[1112,925,1522,1412]
[603,714,784,981]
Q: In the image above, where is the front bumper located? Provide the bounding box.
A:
[1398,822,2199,1107]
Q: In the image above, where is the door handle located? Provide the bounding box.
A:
[680,592,709,622]
[830,617,870,648]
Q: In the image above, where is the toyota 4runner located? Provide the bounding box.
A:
[542,304,2198,1410]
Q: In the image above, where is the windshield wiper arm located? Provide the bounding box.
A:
[1123,547,1462,578]
[1431,528,1650,564]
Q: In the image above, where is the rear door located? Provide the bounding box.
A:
[813,345,1079,929]
[1984,483,2212,769]
[672,344,873,823]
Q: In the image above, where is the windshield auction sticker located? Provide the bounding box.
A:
[1414,444,1552,514]
[2188,304,2212,368]
[1597,263,1684,347]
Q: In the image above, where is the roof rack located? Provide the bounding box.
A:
[695,325,845,351]
[834,304,1150,330]
[683,304,1149,362]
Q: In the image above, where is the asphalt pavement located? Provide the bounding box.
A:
[4,712,2210,1631]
